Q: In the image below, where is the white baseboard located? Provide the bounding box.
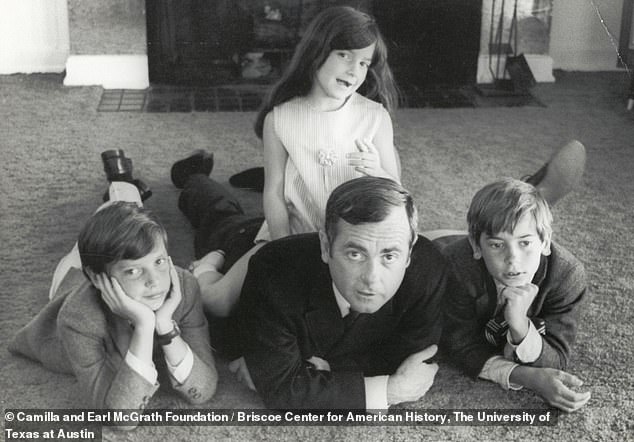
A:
[477,54,555,84]
[63,55,149,89]
[0,49,68,74]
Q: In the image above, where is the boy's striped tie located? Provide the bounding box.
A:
[485,316,546,346]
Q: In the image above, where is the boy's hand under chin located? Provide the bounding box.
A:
[501,283,539,343]
[154,258,183,335]
[87,270,155,328]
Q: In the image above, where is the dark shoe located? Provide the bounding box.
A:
[102,149,133,182]
[132,179,152,201]
[524,140,586,205]
[229,167,264,192]
[101,149,152,202]
[170,150,214,188]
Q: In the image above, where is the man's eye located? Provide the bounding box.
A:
[346,251,362,260]
[383,253,398,263]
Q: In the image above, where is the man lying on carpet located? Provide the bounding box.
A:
[171,164,451,410]
[9,178,218,423]
[236,176,457,410]
[437,141,591,412]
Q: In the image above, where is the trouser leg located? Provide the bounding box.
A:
[178,173,263,261]
[178,174,245,228]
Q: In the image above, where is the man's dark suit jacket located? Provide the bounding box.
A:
[237,233,453,410]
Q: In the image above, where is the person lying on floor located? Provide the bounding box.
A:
[172,167,453,409]
[238,176,457,409]
[437,141,591,412]
[9,181,217,421]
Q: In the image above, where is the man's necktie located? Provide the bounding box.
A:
[343,310,359,330]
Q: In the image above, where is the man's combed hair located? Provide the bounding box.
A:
[467,178,553,244]
[325,176,418,246]
[78,202,168,273]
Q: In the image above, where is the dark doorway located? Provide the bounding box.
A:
[146,1,482,91]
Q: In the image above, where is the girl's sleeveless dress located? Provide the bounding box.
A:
[256,92,390,241]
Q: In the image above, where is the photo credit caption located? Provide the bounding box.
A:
[3,409,558,430]
[4,410,101,441]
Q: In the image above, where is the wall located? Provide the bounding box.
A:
[63,0,148,88]
[0,0,69,74]
[550,0,624,70]
[67,0,145,55]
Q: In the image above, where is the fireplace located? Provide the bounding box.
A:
[146,0,483,88]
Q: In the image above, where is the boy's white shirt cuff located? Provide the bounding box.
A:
[479,356,523,390]
[364,375,389,411]
[504,320,542,363]
[125,350,158,385]
[166,344,194,384]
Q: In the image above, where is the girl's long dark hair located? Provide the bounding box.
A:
[254,6,398,139]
